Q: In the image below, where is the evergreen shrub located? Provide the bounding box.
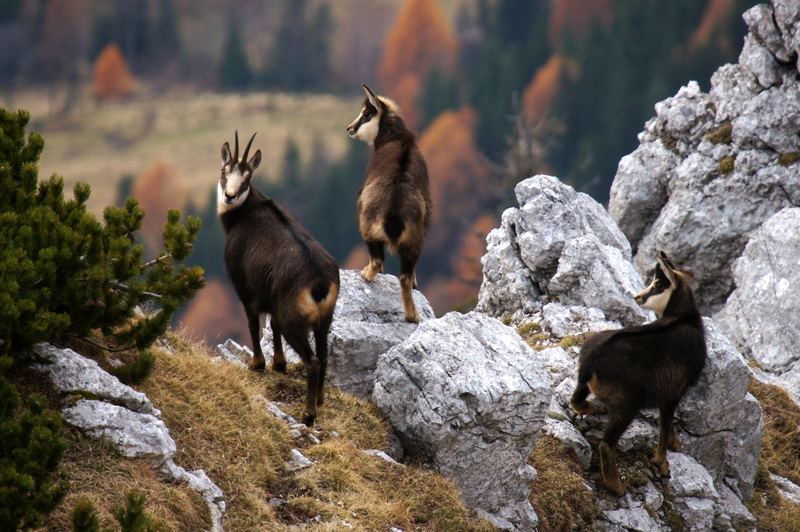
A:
[0,105,204,357]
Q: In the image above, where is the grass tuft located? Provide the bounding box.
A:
[706,123,733,144]
[747,379,800,530]
[778,152,800,166]
[529,434,598,531]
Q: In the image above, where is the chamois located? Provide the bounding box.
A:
[347,84,432,323]
[218,131,340,426]
[569,251,706,496]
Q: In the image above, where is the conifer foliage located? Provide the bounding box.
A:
[0,356,68,530]
[0,104,204,357]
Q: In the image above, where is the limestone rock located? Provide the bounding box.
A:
[608,2,800,315]
[374,311,551,531]
[32,343,160,417]
[716,208,800,403]
[478,174,649,327]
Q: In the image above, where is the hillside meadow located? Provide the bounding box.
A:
[2,87,358,216]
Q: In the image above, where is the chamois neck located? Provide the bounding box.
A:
[662,284,701,321]
[374,113,415,150]
[218,185,268,233]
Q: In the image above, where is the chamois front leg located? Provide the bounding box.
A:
[361,240,385,282]
[246,309,266,371]
[269,316,287,374]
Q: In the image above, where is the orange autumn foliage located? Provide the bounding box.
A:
[180,277,248,346]
[690,0,737,49]
[424,214,497,313]
[521,54,580,124]
[418,107,496,252]
[392,73,423,132]
[378,0,456,129]
[549,0,614,46]
[92,43,135,101]
[131,159,187,253]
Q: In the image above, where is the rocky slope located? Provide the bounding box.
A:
[608,0,800,403]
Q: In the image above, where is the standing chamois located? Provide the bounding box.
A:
[347,84,432,323]
[218,131,340,426]
[570,251,706,496]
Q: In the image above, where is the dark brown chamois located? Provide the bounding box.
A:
[218,131,340,426]
[347,84,432,323]
[569,250,706,496]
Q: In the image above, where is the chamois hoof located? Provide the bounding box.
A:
[301,412,316,427]
[605,477,627,497]
[654,457,671,477]
[571,400,595,416]
[271,361,287,374]
[248,359,266,372]
[361,267,377,282]
[404,312,420,324]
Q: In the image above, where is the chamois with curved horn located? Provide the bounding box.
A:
[347,84,432,323]
[569,250,706,496]
[218,130,340,426]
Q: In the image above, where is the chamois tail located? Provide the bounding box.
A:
[384,214,405,243]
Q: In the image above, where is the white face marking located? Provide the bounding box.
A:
[639,288,672,316]
[348,104,380,146]
[635,269,675,317]
[217,167,250,214]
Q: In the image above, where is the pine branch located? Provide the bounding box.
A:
[66,334,137,353]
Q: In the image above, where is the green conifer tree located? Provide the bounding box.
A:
[0,104,204,357]
[0,356,68,530]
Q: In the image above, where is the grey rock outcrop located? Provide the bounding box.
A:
[373,311,551,531]
[477,174,651,328]
[609,0,800,315]
[31,344,225,531]
[259,269,434,398]
[716,207,800,403]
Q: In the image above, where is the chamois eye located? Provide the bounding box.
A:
[655,281,664,290]
[363,111,372,120]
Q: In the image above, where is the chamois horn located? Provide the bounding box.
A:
[233,129,240,163]
[242,132,257,163]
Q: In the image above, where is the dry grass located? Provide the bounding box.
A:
[747,379,800,531]
[21,329,495,531]
[529,434,599,532]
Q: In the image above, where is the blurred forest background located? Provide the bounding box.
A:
[0,0,757,346]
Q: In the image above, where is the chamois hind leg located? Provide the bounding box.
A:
[246,308,266,371]
[284,328,320,426]
[361,240,385,282]
[269,316,287,374]
[570,380,595,415]
[399,251,420,323]
[600,404,638,496]
[655,402,679,477]
[313,318,332,406]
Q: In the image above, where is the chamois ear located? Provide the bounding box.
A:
[362,84,379,109]
[249,149,262,172]
[221,142,232,166]
[657,251,679,286]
